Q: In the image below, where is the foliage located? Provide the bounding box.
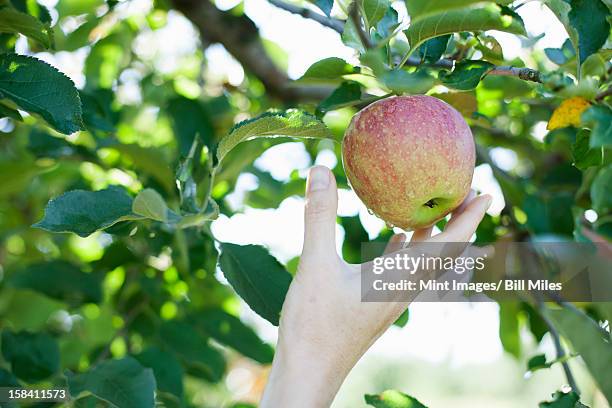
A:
[0,0,610,406]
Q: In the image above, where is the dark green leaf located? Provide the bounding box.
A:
[365,389,428,408]
[317,81,362,114]
[218,243,292,326]
[33,186,140,237]
[0,54,83,134]
[167,96,215,156]
[217,109,333,163]
[538,390,583,408]
[582,105,612,148]
[416,35,451,63]
[299,57,356,82]
[0,101,22,120]
[572,130,602,170]
[0,6,52,47]
[9,260,103,305]
[567,0,610,64]
[1,329,60,383]
[544,306,612,404]
[405,4,526,50]
[362,0,389,27]
[135,347,184,398]
[79,89,116,132]
[191,309,274,364]
[376,7,399,37]
[591,165,612,214]
[67,357,156,408]
[439,60,494,90]
[160,320,226,382]
[310,0,333,16]
[0,367,20,387]
[523,193,574,236]
[527,354,548,371]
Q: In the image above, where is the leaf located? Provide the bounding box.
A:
[393,308,409,328]
[1,329,60,383]
[317,81,363,114]
[67,357,156,408]
[430,91,477,117]
[9,260,103,305]
[0,6,52,47]
[567,0,610,64]
[166,96,215,156]
[405,4,526,50]
[217,109,333,163]
[572,130,602,170]
[309,0,333,16]
[218,243,292,326]
[416,35,451,63]
[0,101,22,120]
[376,7,399,37]
[0,54,82,134]
[499,302,521,358]
[299,57,356,82]
[439,60,494,90]
[547,97,591,130]
[476,35,504,63]
[79,89,116,133]
[545,39,576,65]
[581,105,612,148]
[382,69,435,94]
[527,354,548,371]
[405,0,512,22]
[362,0,389,27]
[108,144,175,195]
[544,306,612,404]
[160,320,226,382]
[539,390,584,408]
[365,389,428,408]
[34,186,140,237]
[135,347,184,398]
[132,188,169,222]
[191,309,274,364]
[591,165,612,214]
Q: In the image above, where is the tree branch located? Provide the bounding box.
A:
[267,0,344,33]
[349,3,372,49]
[488,66,542,83]
[171,0,333,102]
[595,87,612,102]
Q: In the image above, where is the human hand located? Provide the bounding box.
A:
[260,166,492,407]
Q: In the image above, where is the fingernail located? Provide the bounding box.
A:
[482,194,493,209]
[308,166,330,191]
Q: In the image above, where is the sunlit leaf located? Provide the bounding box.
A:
[365,389,428,408]
[547,97,591,130]
[0,6,52,47]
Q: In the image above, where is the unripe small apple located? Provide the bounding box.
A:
[341,95,475,230]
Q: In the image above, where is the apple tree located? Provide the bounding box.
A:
[0,0,610,406]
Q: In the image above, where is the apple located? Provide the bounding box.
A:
[341,95,475,230]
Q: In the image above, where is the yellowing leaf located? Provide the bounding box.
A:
[547,96,590,130]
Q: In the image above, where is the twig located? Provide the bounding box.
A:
[487,66,542,83]
[537,304,581,394]
[349,3,372,49]
[267,0,344,33]
[595,87,612,102]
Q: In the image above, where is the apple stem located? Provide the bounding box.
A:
[424,199,436,208]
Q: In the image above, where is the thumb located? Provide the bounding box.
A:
[302,166,338,257]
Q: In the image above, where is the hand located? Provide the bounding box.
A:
[260,166,492,407]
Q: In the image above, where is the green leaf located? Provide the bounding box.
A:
[499,302,521,358]
[0,101,22,120]
[539,390,584,408]
[567,0,610,64]
[393,308,409,328]
[167,96,215,156]
[9,260,103,305]
[218,243,292,326]
[591,165,612,214]
[217,109,333,163]
[405,0,512,22]
[34,186,140,237]
[362,0,389,27]
[135,347,184,398]
[0,6,52,47]
[365,389,428,408]
[0,54,83,134]
[0,367,20,387]
[572,130,602,170]
[191,309,274,364]
[582,105,612,148]
[382,69,435,94]
[405,4,526,51]
[79,89,116,133]
[416,35,451,63]
[108,144,175,195]
[439,60,494,90]
[132,188,169,222]
[1,329,60,383]
[299,57,356,82]
[67,357,156,408]
[309,0,333,16]
[527,354,548,371]
[160,320,226,382]
[544,306,612,404]
[317,81,363,114]
[376,7,399,37]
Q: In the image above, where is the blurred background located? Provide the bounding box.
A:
[1,0,611,406]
